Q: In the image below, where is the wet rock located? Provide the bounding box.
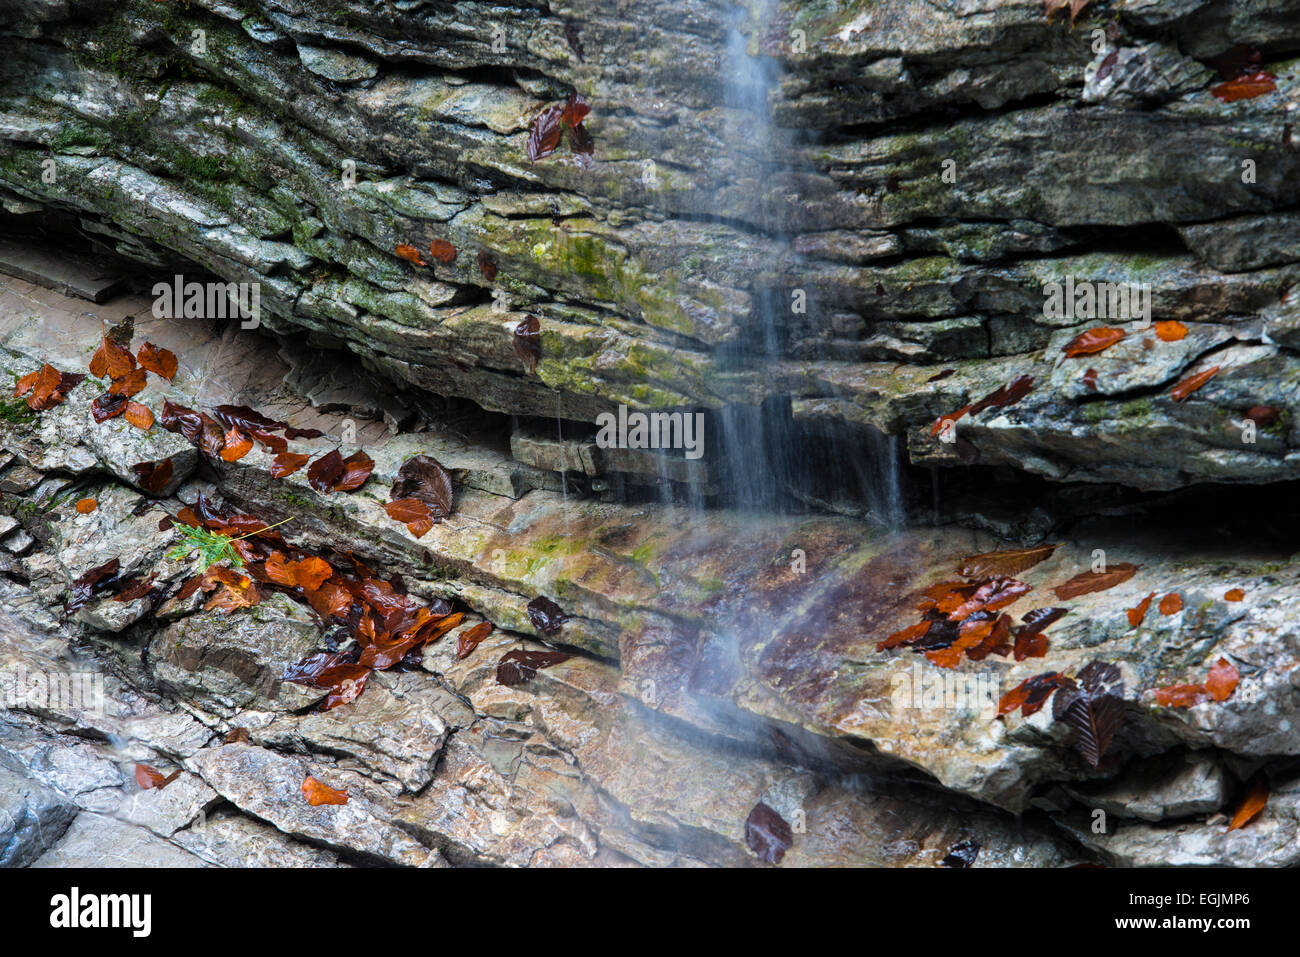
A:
[31,812,209,868]
[1064,751,1230,822]
[0,756,78,866]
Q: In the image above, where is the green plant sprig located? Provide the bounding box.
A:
[166,516,292,572]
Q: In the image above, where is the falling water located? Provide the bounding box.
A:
[700,6,906,528]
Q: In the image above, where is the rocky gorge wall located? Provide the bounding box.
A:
[1,0,1300,868]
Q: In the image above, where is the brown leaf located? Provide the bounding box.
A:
[477,250,498,281]
[957,544,1059,579]
[1153,683,1209,707]
[302,775,349,806]
[270,451,311,478]
[526,595,568,634]
[131,457,174,495]
[497,648,571,686]
[997,671,1074,718]
[1062,327,1126,357]
[123,401,154,431]
[307,450,345,492]
[385,497,434,538]
[395,243,427,266]
[1228,779,1268,830]
[135,763,181,791]
[969,375,1034,416]
[1224,587,1245,602]
[1158,592,1183,615]
[456,621,494,660]
[561,92,590,128]
[74,497,98,514]
[1126,591,1155,628]
[89,336,136,379]
[108,368,148,397]
[91,392,128,423]
[1205,658,1240,702]
[1170,365,1220,402]
[137,341,178,380]
[391,455,455,519]
[744,802,792,864]
[334,451,374,492]
[429,239,457,264]
[1052,562,1139,600]
[526,104,564,163]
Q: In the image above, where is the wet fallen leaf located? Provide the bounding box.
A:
[1158,592,1183,615]
[135,763,181,790]
[91,392,128,423]
[334,451,374,491]
[456,621,494,660]
[131,457,174,495]
[998,671,1074,718]
[1228,779,1268,830]
[1205,657,1240,702]
[477,250,498,281]
[744,802,792,864]
[307,450,345,492]
[1169,365,1220,402]
[1053,661,1125,767]
[26,363,84,411]
[108,368,148,397]
[391,454,454,519]
[1052,562,1139,600]
[429,239,457,264]
[1081,367,1099,391]
[223,727,251,745]
[270,451,311,478]
[89,336,136,379]
[527,104,565,162]
[926,369,955,383]
[969,375,1034,416]
[561,92,590,128]
[75,497,97,514]
[302,775,349,806]
[395,243,427,266]
[1211,70,1277,103]
[1126,591,1155,628]
[526,595,568,634]
[1153,683,1210,708]
[137,341,178,380]
[1154,320,1188,342]
[1224,587,1245,602]
[123,401,154,431]
[940,839,980,868]
[219,428,254,462]
[1062,327,1126,357]
[957,544,1059,579]
[497,648,571,686]
[1245,405,1279,426]
[385,497,434,538]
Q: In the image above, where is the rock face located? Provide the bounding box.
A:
[1,0,1299,496]
[1,0,1300,868]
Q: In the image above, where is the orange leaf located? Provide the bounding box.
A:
[1158,592,1183,615]
[124,401,154,431]
[89,336,136,379]
[1205,658,1240,702]
[395,243,427,266]
[1211,71,1277,103]
[1228,779,1268,830]
[456,621,494,660]
[1153,683,1209,707]
[1224,587,1245,602]
[270,451,311,478]
[1154,320,1187,342]
[137,341,178,380]
[1062,327,1126,358]
[1052,562,1139,600]
[333,451,374,492]
[288,556,333,592]
[1169,365,1220,402]
[1126,592,1154,628]
[263,551,297,587]
[385,497,434,538]
[219,428,254,462]
[13,370,38,397]
[74,497,98,514]
[302,775,349,806]
[429,239,457,264]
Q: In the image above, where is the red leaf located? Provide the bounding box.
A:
[561,92,590,128]
[307,450,345,492]
[108,368,148,397]
[1062,327,1126,358]
[1205,658,1240,702]
[526,595,568,634]
[91,392,128,423]
[1211,70,1277,103]
[997,671,1073,718]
